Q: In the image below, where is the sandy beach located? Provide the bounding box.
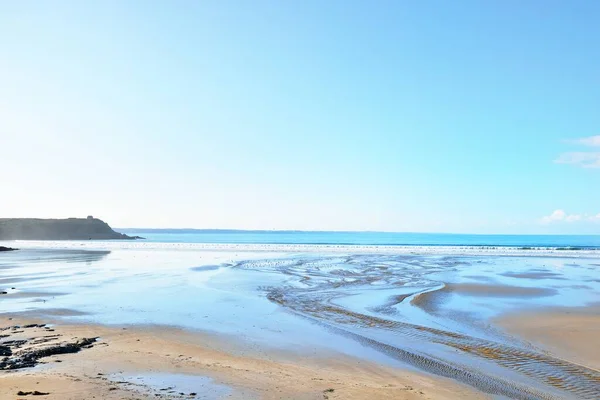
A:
[0,316,482,400]
[496,306,600,371]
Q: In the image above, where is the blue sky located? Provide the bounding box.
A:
[1,1,599,233]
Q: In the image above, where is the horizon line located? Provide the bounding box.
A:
[115,228,600,237]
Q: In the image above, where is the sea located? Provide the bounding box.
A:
[118,229,600,248]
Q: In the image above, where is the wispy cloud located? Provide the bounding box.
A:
[541,209,600,224]
[571,135,600,147]
[554,152,600,168]
[541,209,568,223]
[555,135,600,168]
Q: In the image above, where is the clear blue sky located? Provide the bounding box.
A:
[1,1,599,233]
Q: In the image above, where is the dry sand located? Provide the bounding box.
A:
[0,317,485,400]
[496,306,600,371]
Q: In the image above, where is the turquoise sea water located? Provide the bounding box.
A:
[118,229,600,248]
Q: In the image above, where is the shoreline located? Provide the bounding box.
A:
[3,240,600,257]
[0,316,484,400]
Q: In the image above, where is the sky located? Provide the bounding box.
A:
[1,1,599,234]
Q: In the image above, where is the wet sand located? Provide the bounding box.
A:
[496,306,600,371]
[410,283,558,315]
[0,317,483,400]
[442,283,558,297]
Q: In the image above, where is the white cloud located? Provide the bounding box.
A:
[565,214,582,222]
[554,152,600,168]
[541,209,600,224]
[573,135,600,147]
[541,209,567,224]
[556,135,600,168]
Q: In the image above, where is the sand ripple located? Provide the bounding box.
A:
[238,254,600,400]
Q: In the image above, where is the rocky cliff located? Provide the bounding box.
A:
[0,217,139,240]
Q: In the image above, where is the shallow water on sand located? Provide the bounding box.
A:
[1,243,599,399]
[109,372,232,399]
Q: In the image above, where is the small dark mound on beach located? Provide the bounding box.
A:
[17,390,50,396]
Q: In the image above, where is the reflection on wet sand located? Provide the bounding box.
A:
[500,271,566,279]
[0,290,67,299]
[414,283,558,301]
[108,372,231,399]
[2,249,111,264]
[0,249,111,293]
[4,308,91,317]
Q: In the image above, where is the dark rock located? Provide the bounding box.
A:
[16,391,49,396]
[2,339,27,347]
[0,337,97,370]
[0,246,17,252]
[0,345,11,356]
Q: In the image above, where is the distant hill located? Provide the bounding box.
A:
[0,217,141,240]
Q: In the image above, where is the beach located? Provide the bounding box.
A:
[0,317,481,399]
[496,306,600,371]
[1,241,599,399]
